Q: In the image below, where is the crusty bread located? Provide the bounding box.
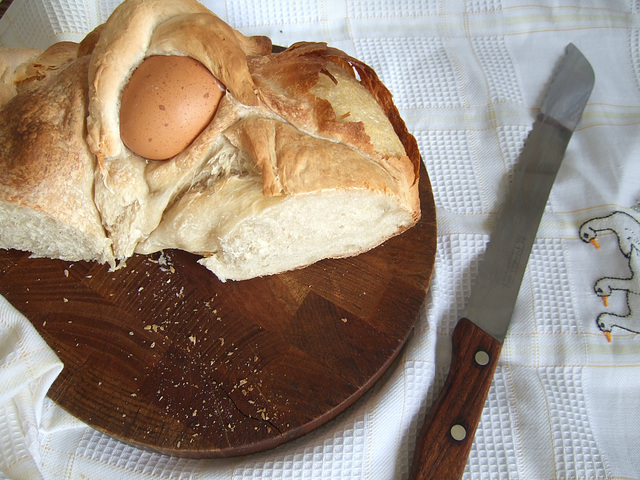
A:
[0,52,114,266]
[0,48,40,105]
[0,0,420,281]
[86,0,272,260]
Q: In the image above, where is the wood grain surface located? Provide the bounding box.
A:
[0,162,436,458]
[408,318,502,479]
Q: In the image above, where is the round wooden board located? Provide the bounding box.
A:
[0,162,436,458]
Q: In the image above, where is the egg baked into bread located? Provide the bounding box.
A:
[0,0,421,282]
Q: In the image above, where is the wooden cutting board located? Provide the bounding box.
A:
[0,162,436,458]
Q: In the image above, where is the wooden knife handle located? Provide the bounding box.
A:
[409,318,502,480]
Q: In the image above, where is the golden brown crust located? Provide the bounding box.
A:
[224,116,414,204]
[1,57,87,201]
[79,0,273,259]
[0,56,113,264]
[147,13,267,107]
[77,24,105,57]
[249,42,419,216]
[85,0,270,164]
[345,50,421,182]
[0,47,41,106]
[0,42,80,108]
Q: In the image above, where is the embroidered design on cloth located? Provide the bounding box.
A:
[579,211,640,342]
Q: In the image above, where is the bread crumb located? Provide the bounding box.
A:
[341,317,348,323]
[64,269,69,277]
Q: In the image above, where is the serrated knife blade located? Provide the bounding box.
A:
[408,43,595,480]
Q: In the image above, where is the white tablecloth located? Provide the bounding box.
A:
[2,1,640,479]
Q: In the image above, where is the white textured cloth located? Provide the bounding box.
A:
[2,0,640,478]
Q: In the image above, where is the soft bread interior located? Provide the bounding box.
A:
[200,190,414,281]
[137,175,414,282]
[0,202,113,264]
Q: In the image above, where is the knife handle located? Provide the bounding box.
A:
[409,317,502,480]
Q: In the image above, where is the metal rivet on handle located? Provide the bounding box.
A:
[475,350,490,366]
[450,424,467,441]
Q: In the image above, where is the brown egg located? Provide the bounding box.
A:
[119,55,224,160]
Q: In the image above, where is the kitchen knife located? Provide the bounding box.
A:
[408,43,595,480]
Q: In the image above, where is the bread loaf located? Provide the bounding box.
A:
[0,46,114,266]
[0,0,420,281]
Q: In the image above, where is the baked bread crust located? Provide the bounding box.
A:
[0,0,421,281]
[0,54,114,265]
[83,0,273,259]
[86,0,270,164]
